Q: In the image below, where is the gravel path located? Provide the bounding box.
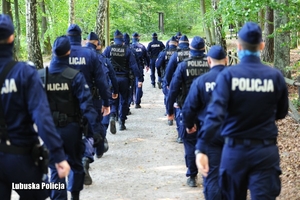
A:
[12,70,205,200]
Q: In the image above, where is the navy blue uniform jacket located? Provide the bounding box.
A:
[198,56,288,153]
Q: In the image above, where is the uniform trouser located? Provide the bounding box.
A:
[182,132,198,177]
[135,68,144,105]
[49,122,85,200]
[162,81,168,113]
[174,107,180,138]
[150,58,157,85]
[96,116,110,156]
[0,152,49,200]
[178,110,197,177]
[83,98,106,163]
[128,79,135,107]
[219,140,281,200]
[203,145,222,200]
[111,77,129,122]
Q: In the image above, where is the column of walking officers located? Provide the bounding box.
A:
[0,13,288,200]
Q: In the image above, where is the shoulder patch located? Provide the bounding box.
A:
[62,67,80,79]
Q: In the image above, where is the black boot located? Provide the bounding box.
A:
[82,157,92,185]
[71,191,80,200]
[109,114,116,134]
[119,120,126,131]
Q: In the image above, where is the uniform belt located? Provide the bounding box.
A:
[0,143,32,155]
[224,137,277,146]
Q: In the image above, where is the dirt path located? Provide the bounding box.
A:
[80,71,204,200]
[11,70,204,200]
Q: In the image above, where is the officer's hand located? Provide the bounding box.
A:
[196,153,209,177]
[102,106,110,116]
[55,160,70,178]
[138,82,143,88]
[145,66,150,72]
[167,114,174,121]
[186,125,197,134]
[112,93,118,99]
[93,133,103,147]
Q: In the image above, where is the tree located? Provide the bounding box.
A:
[261,6,274,63]
[211,0,227,51]
[69,0,75,25]
[39,0,52,55]
[274,0,290,77]
[26,0,44,69]
[200,0,212,45]
[13,0,21,60]
[95,0,107,46]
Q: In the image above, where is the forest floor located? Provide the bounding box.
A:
[11,40,300,200]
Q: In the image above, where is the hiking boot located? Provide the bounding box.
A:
[96,153,103,159]
[187,176,197,187]
[103,138,109,153]
[135,104,141,109]
[168,120,173,126]
[109,115,116,134]
[152,83,155,88]
[82,157,92,185]
[119,121,126,131]
[157,81,162,89]
[177,137,183,143]
[71,192,80,200]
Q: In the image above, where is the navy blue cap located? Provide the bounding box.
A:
[207,45,226,60]
[190,36,205,50]
[176,32,182,37]
[152,32,157,37]
[132,32,140,38]
[169,36,177,46]
[179,35,189,44]
[87,32,99,41]
[123,33,130,45]
[0,14,14,40]
[238,22,262,44]
[67,24,82,36]
[114,29,124,43]
[53,35,71,57]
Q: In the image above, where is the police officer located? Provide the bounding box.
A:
[182,45,227,199]
[196,22,288,200]
[0,14,70,199]
[146,32,165,88]
[165,32,182,49]
[166,36,210,187]
[66,24,110,186]
[165,35,190,88]
[164,35,190,138]
[42,36,103,200]
[103,30,143,131]
[155,36,178,114]
[123,33,130,46]
[86,32,119,158]
[130,32,150,108]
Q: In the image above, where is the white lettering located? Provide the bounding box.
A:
[231,78,274,92]
[47,83,69,91]
[205,82,216,92]
[1,79,17,94]
[69,57,86,65]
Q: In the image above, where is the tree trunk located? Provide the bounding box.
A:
[26,0,44,69]
[261,7,274,63]
[95,0,107,47]
[39,0,52,55]
[14,0,20,60]
[210,21,216,44]
[211,0,227,52]
[69,0,75,25]
[200,0,212,45]
[274,0,290,77]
